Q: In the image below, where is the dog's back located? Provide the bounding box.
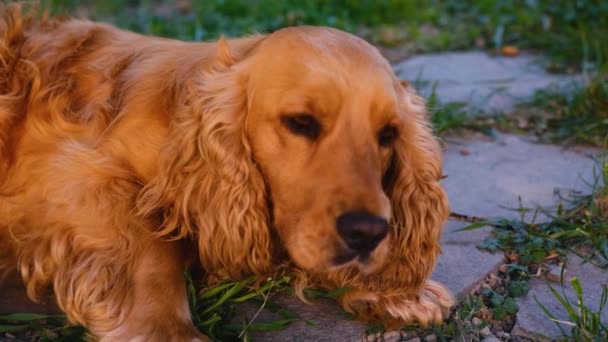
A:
[0,4,214,178]
[0,3,33,175]
[0,5,123,174]
[0,4,191,277]
[0,4,268,179]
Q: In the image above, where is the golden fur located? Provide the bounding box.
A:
[0,4,454,340]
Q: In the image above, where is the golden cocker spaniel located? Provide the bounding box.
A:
[0,4,454,341]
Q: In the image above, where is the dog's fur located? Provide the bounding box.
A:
[0,4,453,341]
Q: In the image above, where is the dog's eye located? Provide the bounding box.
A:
[378,124,398,147]
[281,114,321,140]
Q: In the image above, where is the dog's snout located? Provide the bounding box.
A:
[336,211,389,254]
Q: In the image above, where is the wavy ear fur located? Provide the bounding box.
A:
[380,80,449,289]
[137,36,272,282]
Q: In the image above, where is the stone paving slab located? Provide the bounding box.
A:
[246,296,367,342]
[395,51,581,113]
[433,220,504,298]
[513,254,608,340]
[442,134,601,221]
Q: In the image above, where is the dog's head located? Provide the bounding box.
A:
[244,27,406,273]
[141,26,448,284]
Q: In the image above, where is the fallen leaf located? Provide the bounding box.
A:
[501,45,519,57]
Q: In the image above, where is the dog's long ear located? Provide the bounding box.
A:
[382,80,449,288]
[137,36,272,281]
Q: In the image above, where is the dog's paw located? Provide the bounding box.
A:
[339,280,455,329]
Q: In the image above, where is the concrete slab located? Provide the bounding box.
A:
[513,254,608,340]
[433,220,504,298]
[246,296,367,342]
[394,52,581,113]
[442,134,600,220]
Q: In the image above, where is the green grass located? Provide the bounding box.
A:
[431,0,608,73]
[40,0,608,71]
[512,74,608,146]
[425,72,608,145]
[423,81,472,134]
[424,82,503,136]
[44,0,439,45]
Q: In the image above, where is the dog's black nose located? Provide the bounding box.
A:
[336,211,389,255]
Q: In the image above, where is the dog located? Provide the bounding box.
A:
[0,4,454,341]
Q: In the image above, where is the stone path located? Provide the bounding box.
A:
[439,134,604,341]
[1,52,605,342]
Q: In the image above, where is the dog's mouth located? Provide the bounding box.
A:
[328,231,392,275]
[330,248,374,272]
[333,250,359,265]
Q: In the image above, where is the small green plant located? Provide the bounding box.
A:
[427,88,472,134]
[480,289,518,320]
[473,215,563,265]
[424,82,494,135]
[431,296,488,341]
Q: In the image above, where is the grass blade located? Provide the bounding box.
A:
[546,281,578,322]
[201,280,250,316]
[199,281,242,300]
[455,220,493,232]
